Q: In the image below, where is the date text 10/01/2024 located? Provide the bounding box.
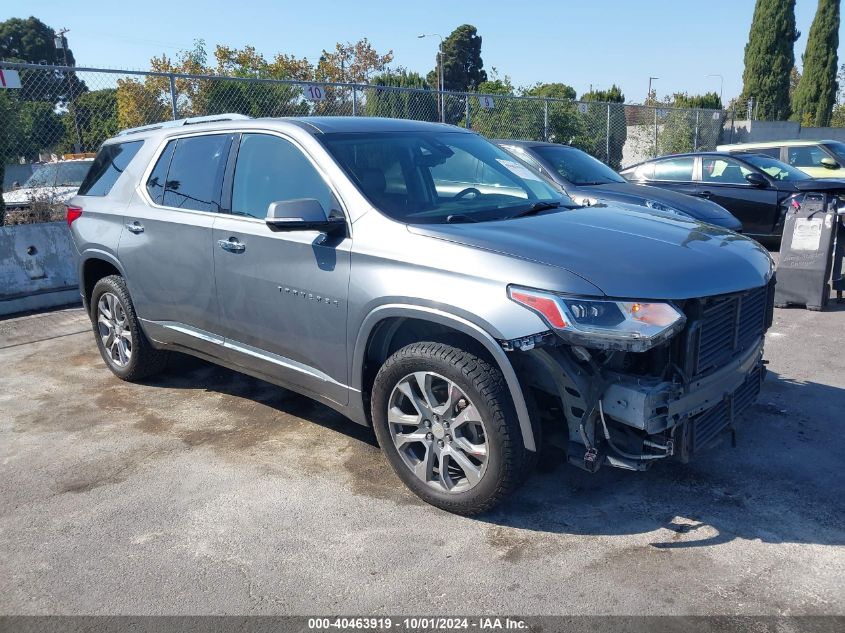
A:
[307,617,529,630]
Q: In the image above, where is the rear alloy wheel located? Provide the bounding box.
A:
[372,342,528,515]
[97,292,133,368]
[90,275,168,381]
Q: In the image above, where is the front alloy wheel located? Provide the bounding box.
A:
[388,371,488,493]
[371,342,529,515]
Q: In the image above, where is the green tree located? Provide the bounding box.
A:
[673,91,722,110]
[365,70,438,121]
[430,25,487,93]
[0,16,86,103]
[739,0,799,119]
[207,44,311,118]
[831,63,845,126]
[64,89,119,152]
[524,82,585,146]
[657,93,726,154]
[792,0,840,126]
[12,101,64,159]
[579,85,627,169]
[316,39,393,84]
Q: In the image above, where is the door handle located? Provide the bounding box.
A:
[694,191,712,199]
[217,238,246,253]
[125,221,144,234]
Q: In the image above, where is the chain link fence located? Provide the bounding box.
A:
[1,62,734,224]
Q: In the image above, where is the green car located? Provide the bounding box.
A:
[716,139,845,178]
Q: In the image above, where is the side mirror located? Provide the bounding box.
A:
[744,172,768,187]
[820,156,840,169]
[265,198,344,232]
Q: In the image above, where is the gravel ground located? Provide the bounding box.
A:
[0,303,843,616]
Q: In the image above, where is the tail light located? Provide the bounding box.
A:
[66,205,82,227]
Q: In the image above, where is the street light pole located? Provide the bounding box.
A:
[418,33,444,123]
[706,74,724,106]
[647,76,659,102]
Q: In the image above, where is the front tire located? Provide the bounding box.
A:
[371,342,528,515]
[90,275,168,381]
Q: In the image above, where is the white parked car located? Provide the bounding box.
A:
[2,157,93,213]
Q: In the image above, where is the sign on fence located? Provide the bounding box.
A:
[303,85,326,101]
[578,103,589,114]
[0,69,21,89]
[478,96,495,110]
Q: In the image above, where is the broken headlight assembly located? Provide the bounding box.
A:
[508,285,686,352]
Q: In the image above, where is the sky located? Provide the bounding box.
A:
[3,0,843,104]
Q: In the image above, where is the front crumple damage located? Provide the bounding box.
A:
[510,281,774,472]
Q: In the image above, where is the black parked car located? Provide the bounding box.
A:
[495,140,742,232]
[620,151,845,239]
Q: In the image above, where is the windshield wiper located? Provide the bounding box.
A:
[508,201,562,219]
[445,213,479,223]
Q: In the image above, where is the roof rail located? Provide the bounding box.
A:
[117,113,251,136]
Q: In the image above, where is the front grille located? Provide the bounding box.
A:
[692,283,770,377]
[690,364,762,452]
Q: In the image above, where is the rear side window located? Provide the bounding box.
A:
[78,141,143,196]
[154,134,234,212]
[652,157,694,181]
[146,140,176,205]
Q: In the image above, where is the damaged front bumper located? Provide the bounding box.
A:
[524,337,765,473]
[601,338,764,435]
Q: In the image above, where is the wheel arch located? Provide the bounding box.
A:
[352,305,536,452]
[79,251,125,314]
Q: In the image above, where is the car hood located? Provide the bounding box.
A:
[585,182,736,222]
[1,186,78,205]
[792,178,845,192]
[408,205,772,300]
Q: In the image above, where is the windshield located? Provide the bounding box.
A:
[824,141,845,164]
[320,131,575,224]
[23,161,92,189]
[740,154,810,181]
[533,145,626,185]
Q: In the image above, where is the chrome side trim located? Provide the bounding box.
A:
[143,319,351,390]
[221,337,347,389]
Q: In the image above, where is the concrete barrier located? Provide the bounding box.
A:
[0,222,81,317]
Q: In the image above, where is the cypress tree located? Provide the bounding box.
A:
[792,0,840,126]
[739,0,800,120]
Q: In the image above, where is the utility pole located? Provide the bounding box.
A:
[55,28,82,153]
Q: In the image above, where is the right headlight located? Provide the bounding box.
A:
[508,286,686,352]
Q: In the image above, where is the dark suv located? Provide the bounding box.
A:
[69,115,775,514]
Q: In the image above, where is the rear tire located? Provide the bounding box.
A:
[371,342,528,515]
[90,275,168,381]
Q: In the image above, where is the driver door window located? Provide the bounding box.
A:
[231,134,336,219]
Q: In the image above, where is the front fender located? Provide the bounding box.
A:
[351,303,537,452]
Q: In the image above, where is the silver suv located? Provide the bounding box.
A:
[69,115,775,515]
